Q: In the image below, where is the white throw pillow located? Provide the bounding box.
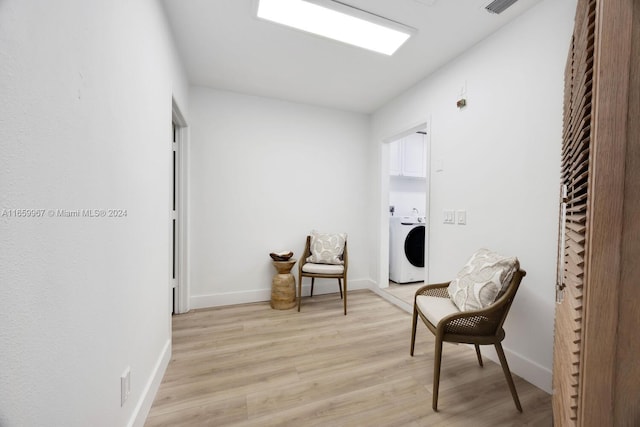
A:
[447,248,519,312]
[306,231,347,265]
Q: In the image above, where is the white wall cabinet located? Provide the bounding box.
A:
[389,138,402,176]
[389,133,426,178]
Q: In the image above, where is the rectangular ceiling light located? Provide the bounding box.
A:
[257,0,414,56]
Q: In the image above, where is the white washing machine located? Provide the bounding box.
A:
[389,216,426,284]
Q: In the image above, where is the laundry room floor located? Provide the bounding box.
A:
[384,281,424,306]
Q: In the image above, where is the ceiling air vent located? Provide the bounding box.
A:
[485,0,519,14]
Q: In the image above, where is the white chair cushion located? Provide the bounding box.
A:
[306,231,347,265]
[302,263,344,275]
[416,295,460,326]
[447,248,519,312]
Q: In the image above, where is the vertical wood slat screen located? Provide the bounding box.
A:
[553,0,596,424]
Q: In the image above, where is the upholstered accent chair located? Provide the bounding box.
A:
[410,249,526,412]
[298,233,348,315]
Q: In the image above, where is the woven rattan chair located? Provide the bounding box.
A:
[298,235,348,315]
[410,269,526,412]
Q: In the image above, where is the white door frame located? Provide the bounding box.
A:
[172,98,190,314]
[379,119,432,289]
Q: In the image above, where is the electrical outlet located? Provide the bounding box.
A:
[443,210,455,224]
[121,367,131,407]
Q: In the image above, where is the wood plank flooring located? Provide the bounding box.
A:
[145,290,552,426]
[383,281,424,306]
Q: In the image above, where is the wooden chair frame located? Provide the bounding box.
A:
[297,235,348,315]
[410,269,526,412]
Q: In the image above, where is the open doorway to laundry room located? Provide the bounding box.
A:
[379,121,430,310]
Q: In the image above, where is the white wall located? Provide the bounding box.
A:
[0,1,188,426]
[389,177,427,218]
[371,0,577,392]
[188,88,371,307]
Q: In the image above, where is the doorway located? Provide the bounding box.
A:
[172,99,189,314]
[379,121,431,308]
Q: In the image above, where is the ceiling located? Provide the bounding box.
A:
[162,0,543,113]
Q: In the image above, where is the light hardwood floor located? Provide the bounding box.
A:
[383,281,425,306]
[145,290,552,426]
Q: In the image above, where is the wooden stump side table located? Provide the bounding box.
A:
[271,259,297,310]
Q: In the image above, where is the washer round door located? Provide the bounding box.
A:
[404,225,425,267]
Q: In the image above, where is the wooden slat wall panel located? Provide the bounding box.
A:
[553,0,596,425]
[614,1,640,421]
[579,0,633,423]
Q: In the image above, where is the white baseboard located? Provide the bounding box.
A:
[191,288,272,309]
[190,278,373,309]
[477,345,552,394]
[129,339,171,427]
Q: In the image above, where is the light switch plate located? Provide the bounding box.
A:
[443,210,455,224]
[457,210,467,225]
[121,367,131,407]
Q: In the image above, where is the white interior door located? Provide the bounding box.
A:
[171,122,178,313]
[172,100,189,314]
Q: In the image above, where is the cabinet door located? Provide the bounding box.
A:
[553,0,638,425]
[402,133,426,177]
[553,1,593,423]
[389,139,402,176]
